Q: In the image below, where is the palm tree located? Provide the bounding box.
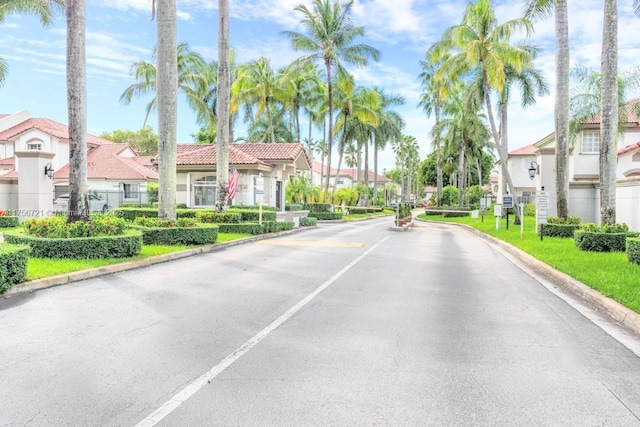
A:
[154,0,178,220]
[216,0,230,212]
[314,138,329,185]
[600,0,618,225]
[372,89,404,204]
[65,0,89,222]
[0,0,64,87]
[435,0,534,214]
[232,57,285,144]
[282,0,380,200]
[281,61,324,143]
[245,108,295,143]
[524,0,570,219]
[120,43,206,128]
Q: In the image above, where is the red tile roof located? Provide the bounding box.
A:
[0,156,15,165]
[0,169,18,180]
[312,160,391,182]
[0,114,9,120]
[619,141,640,155]
[0,118,110,146]
[54,143,158,180]
[174,142,310,168]
[509,144,536,156]
[234,142,308,162]
[584,97,640,124]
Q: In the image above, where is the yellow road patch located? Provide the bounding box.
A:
[255,240,365,248]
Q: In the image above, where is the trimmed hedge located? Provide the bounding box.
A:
[308,212,343,220]
[130,224,219,245]
[216,221,294,235]
[195,211,242,224]
[229,205,278,212]
[4,229,143,259]
[0,216,19,228]
[285,204,304,211]
[348,207,382,214]
[304,203,332,213]
[539,224,580,238]
[574,231,627,252]
[0,243,29,293]
[299,217,318,227]
[628,238,640,265]
[233,209,277,222]
[443,209,470,218]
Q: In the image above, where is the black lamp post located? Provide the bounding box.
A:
[44,163,54,179]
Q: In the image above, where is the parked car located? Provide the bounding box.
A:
[52,193,109,213]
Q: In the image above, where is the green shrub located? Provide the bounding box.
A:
[443,208,470,218]
[265,221,294,233]
[113,208,204,221]
[540,223,580,238]
[131,224,218,245]
[177,203,188,209]
[285,203,304,211]
[303,203,332,213]
[601,223,629,233]
[348,207,382,215]
[574,230,627,252]
[299,217,317,227]
[523,203,536,217]
[308,212,343,220]
[579,222,599,232]
[334,188,359,206]
[628,238,640,265]
[548,216,581,225]
[133,217,174,228]
[4,229,143,259]
[232,209,277,222]
[0,216,19,228]
[195,211,242,224]
[146,182,158,203]
[22,215,126,238]
[0,243,29,293]
[567,216,582,225]
[217,223,266,235]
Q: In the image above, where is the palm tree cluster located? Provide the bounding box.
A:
[419,0,548,219]
[121,0,407,205]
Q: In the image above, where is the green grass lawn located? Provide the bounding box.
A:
[343,209,394,221]
[24,233,252,281]
[418,213,640,313]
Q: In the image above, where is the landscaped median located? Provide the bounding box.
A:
[417,213,640,317]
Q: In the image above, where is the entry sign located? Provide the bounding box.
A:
[538,209,548,224]
[256,177,264,202]
[536,190,550,209]
[494,204,502,217]
[502,195,514,209]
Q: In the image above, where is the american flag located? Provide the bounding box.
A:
[227,168,240,200]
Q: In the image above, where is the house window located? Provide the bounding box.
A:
[27,142,42,150]
[123,183,140,199]
[582,131,600,153]
[193,175,216,206]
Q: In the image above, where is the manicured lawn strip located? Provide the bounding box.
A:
[418,213,640,313]
[24,233,253,281]
[343,210,394,221]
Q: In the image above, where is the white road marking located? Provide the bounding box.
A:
[135,236,390,427]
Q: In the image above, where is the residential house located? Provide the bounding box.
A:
[172,142,311,210]
[310,160,391,189]
[501,100,640,230]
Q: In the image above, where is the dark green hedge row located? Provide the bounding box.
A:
[229,205,278,212]
[0,243,29,293]
[349,207,382,214]
[195,211,242,224]
[113,208,195,221]
[539,224,580,238]
[113,207,278,223]
[232,209,277,222]
[130,224,218,245]
[308,212,343,220]
[299,217,317,227]
[574,231,627,252]
[285,203,304,211]
[217,221,294,235]
[4,230,143,259]
[443,210,470,218]
[304,203,332,213]
[0,216,19,228]
[628,238,640,265]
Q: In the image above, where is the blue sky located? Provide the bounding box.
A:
[1,0,639,171]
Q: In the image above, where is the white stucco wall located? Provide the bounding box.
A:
[0,182,18,211]
[617,179,640,232]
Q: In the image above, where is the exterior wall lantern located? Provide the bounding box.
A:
[528,160,539,181]
[44,163,55,179]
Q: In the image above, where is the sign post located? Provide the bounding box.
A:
[502,195,513,230]
[494,204,502,230]
[536,189,549,241]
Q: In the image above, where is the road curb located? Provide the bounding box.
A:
[416,217,640,338]
[3,227,310,298]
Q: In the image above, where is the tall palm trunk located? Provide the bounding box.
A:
[555,0,570,219]
[265,97,276,143]
[373,139,379,204]
[331,118,349,200]
[156,0,177,220]
[600,0,618,224]
[364,136,370,204]
[323,61,334,200]
[476,157,482,190]
[215,0,230,211]
[458,138,465,207]
[66,0,89,223]
[435,101,444,207]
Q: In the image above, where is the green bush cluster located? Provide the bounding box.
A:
[216,221,294,235]
[131,224,219,245]
[132,217,198,228]
[443,208,470,218]
[299,217,317,227]
[574,230,628,252]
[628,238,640,265]
[0,243,29,293]
[540,224,580,238]
[0,216,19,228]
[308,212,343,220]
[195,211,242,223]
[113,208,200,221]
[334,188,359,206]
[304,203,332,213]
[395,204,412,219]
[229,205,278,212]
[523,203,536,217]
[4,230,143,259]
[547,216,581,225]
[348,207,382,215]
[285,203,304,211]
[233,209,277,222]
[22,214,126,238]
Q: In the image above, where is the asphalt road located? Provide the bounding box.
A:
[2,217,640,426]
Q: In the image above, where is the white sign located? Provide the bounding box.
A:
[494,204,502,217]
[538,209,548,224]
[471,210,479,219]
[480,198,486,209]
[256,177,264,203]
[502,195,514,209]
[536,191,550,210]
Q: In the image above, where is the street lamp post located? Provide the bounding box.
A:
[382,168,387,207]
